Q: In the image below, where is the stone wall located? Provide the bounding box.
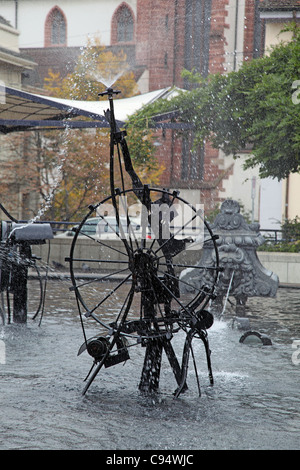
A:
[257,252,300,287]
[32,237,299,286]
[32,237,200,275]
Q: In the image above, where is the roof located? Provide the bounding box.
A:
[259,0,300,10]
[0,16,12,27]
[0,46,37,70]
[0,85,182,134]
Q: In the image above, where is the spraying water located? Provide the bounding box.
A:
[88,64,129,89]
[0,281,300,450]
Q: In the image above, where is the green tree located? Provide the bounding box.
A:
[135,25,300,181]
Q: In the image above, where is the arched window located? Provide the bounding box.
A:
[111,3,134,44]
[45,7,67,47]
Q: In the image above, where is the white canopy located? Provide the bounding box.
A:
[0,85,182,133]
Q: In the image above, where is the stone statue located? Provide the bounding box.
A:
[180,199,279,317]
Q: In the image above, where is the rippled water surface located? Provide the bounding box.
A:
[1,279,300,450]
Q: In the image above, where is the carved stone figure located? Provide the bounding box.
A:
[180,199,279,316]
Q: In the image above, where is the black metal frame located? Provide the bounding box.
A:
[0,208,48,324]
[68,87,220,397]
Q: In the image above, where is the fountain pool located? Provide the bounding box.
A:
[0,279,300,450]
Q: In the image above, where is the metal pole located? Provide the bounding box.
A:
[15,1,18,29]
[12,242,30,323]
[251,176,256,224]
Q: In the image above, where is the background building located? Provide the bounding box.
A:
[0,14,35,88]
[0,14,37,219]
[258,0,300,229]
[0,0,299,226]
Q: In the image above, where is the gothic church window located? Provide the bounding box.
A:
[45,7,67,47]
[111,3,134,44]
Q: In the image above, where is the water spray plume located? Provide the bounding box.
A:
[88,63,129,89]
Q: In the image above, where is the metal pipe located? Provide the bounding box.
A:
[15,1,18,29]
[234,0,239,71]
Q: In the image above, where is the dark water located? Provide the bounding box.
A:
[1,278,300,450]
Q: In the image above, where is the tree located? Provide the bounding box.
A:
[0,40,163,221]
[135,25,300,181]
[44,37,139,100]
[40,39,164,220]
[0,128,66,219]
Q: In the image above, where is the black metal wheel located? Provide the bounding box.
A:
[68,186,219,393]
[69,188,218,336]
[67,87,220,396]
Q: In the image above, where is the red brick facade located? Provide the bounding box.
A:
[136,0,178,90]
[134,0,299,211]
[243,0,257,62]
[44,6,68,48]
[23,0,261,212]
[208,0,229,74]
[134,0,256,210]
[136,0,234,90]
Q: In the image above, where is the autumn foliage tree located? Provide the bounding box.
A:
[0,129,65,220]
[44,38,139,100]
[1,39,163,221]
[41,39,163,221]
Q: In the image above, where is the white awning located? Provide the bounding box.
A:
[0,85,180,133]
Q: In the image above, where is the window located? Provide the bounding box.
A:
[51,9,66,44]
[45,7,67,47]
[111,4,134,44]
[181,133,203,181]
[117,6,133,42]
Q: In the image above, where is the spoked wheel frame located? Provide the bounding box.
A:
[69,187,219,339]
[68,86,220,396]
[68,186,220,395]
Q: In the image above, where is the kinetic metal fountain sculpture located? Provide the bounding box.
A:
[180,199,279,318]
[67,88,221,397]
[0,206,53,324]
